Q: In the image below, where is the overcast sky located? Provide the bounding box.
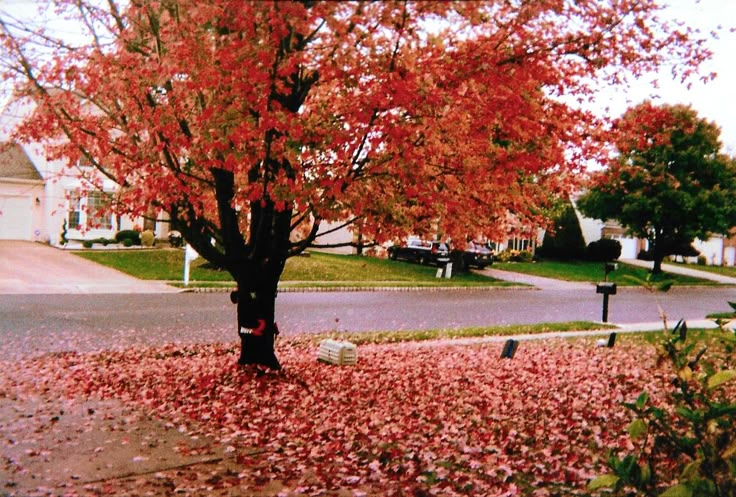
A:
[2,0,735,153]
[595,0,736,154]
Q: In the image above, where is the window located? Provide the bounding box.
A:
[67,190,81,229]
[87,191,112,229]
[66,189,112,230]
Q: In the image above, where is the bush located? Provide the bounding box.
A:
[697,255,707,265]
[537,201,586,261]
[82,240,94,248]
[122,238,133,247]
[590,324,736,496]
[638,249,653,261]
[515,250,533,262]
[140,229,155,247]
[586,238,622,262]
[115,229,141,245]
[59,219,68,246]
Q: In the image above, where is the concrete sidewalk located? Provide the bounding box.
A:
[621,258,736,284]
[482,259,736,290]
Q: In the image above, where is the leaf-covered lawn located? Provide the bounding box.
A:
[0,337,682,496]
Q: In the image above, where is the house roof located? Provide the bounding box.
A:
[0,142,42,181]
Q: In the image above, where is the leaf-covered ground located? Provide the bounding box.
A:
[1,337,674,496]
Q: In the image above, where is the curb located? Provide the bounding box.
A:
[177,284,533,293]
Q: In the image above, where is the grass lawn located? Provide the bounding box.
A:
[307,320,616,345]
[72,249,513,287]
[493,259,715,286]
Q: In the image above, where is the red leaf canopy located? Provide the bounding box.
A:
[1,0,710,252]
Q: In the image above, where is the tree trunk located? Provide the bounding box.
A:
[652,256,664,275]
[233,260,283,370]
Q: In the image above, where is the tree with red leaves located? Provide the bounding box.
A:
[0,1,711,369]
[578,102,736,274]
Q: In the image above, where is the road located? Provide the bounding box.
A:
[1,286,734,360]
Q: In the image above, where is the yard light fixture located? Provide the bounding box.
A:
[500,339,519,359]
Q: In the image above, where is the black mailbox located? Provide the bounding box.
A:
[596,282,617,295]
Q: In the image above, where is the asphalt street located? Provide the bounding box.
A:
[2,241,736,360]
[1,285,735,360]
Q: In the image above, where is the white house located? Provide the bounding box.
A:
[571,198,736,266]
[0,95,174,245]
[0,139,166,245]
[0,142,45,241]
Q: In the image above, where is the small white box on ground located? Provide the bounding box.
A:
[317,339,358,365]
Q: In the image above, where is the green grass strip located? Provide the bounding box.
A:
[493,260,714,286]
[305,321,616,346]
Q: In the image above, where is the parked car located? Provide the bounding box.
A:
[460,241,494,269]
[387,239,451,266]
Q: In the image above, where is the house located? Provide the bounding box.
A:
[0,99,167,246]
[0,142,45,240]
[0,140,162,245]
[571,198,736,266]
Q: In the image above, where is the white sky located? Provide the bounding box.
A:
[594,0,736,154]
[1,0,735,153]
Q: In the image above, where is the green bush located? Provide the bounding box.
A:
[515,250,533,262]
[122,238,133,247]
[59,219,68,246]
[115,229,141,245]
[587,238,622,262]
[538,201,586,260]
[140,229,155,247]
[698,255,707,265]
[82,240,94,248]
[590,324,736,496]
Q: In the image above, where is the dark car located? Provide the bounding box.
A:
[387,239,451,266]
[460,241,494,269]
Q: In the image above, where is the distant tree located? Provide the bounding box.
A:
[538,202,586,260]
[578,102,736,274]
[0,1,712,369]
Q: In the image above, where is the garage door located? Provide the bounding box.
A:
[0,195,32,240]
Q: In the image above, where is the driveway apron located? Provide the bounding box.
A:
[0,240,177,294]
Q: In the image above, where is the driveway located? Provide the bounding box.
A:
[0,241,178,294]
[480,267,593,290]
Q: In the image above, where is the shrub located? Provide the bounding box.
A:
[495,250,515,263]
[82,240,94,248]
[122,238,133,247]
[697,255,707,265]
[115,229,141,245]
[515,250,533,262]
[586,238,622,262]
[59,219,68,246]
[537,201,586,260]
[638,249,653,261]
[672,241,700,258]
[590,324,736,496]
[140,229,155,247]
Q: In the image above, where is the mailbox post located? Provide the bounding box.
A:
[596,262,618,322]
[596,282,617,322]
